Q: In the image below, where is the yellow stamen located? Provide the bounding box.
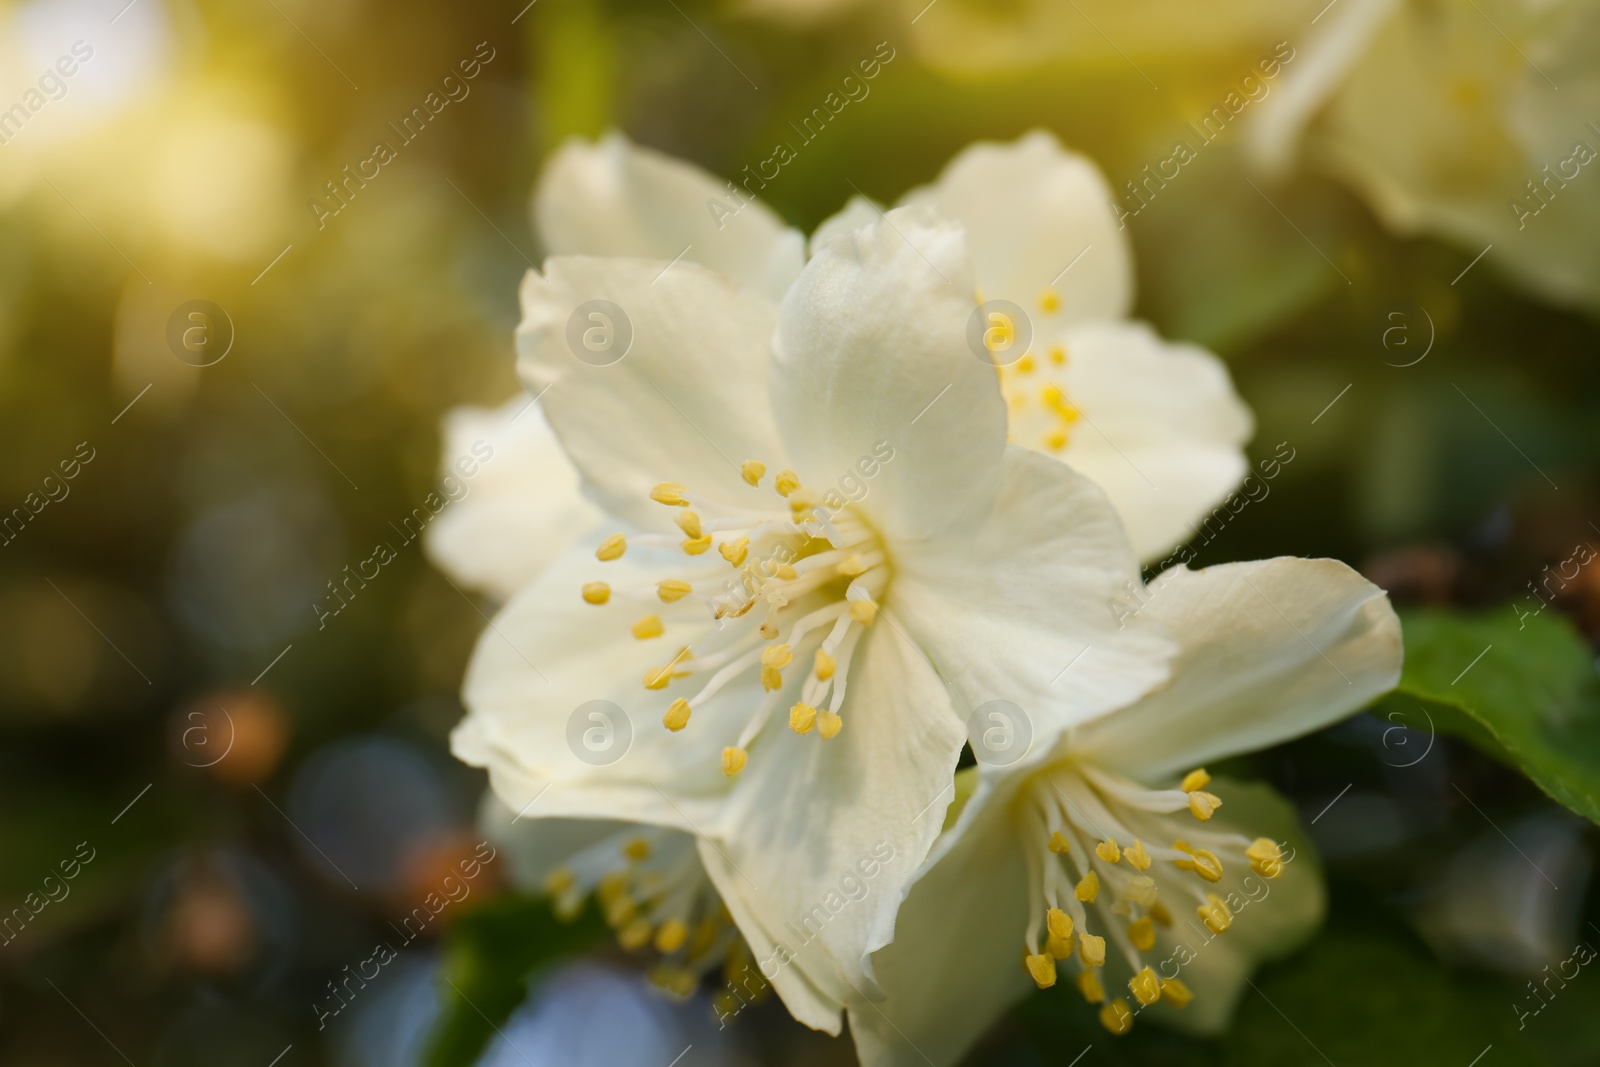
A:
[1180,767,1211,792]
[622,837,651,862]
[719,537,749,567]
[1014,354,1036,374]
[1187,790,1222,821]
[837,555,867,576]
[1149,900,1173,927]
[761,644,792,670]
[596,533,627,561]
[1160,977,1193,1008]
[1049,344,1067,365]
[774,470,801,497]
[606,895,635,928]
[722,747,747,776]
[657,579,692,602]
[1127,917,1156,951]
[759,622,779,640]
[632,614,664,640]
[1046,907,1074,942]
[1198,893,1233,934]
[544,868,574,896]
[789,702,816,734]
[1075,870,1099,903]
[740,460,766,487]
[663,698,691,732]
[596,872,627,904]
[1247,837,1285,878]
[1125,875,1158,907]
[1048,831,1072,854]
[681,534,712,555]
[1077,967,1106,1004]
[817,708,843,739]
[849,598,878,625]
[1078,932,1106,967]
[650,482,689,507]
[1099,998,1134,1035]
[618,917,653,950]
[581,582,610,605]
[760,665,783,691]
[1039,288,1061,313]
[1044,429,1068,451]
[1024,953,1057,989]
[1046,932,1074,960]
[675,511,702,538]
[1095,839,1121,864]
[654,918,689,954]
[1123,840,1151,871]
[1129,966,1161,1006]
[814,649,835,681]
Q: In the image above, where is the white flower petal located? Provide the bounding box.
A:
[899,129,1133,324]
[1075,557,1402,781]
[771,205,1008,541]
[891,447,1175,742]
[479,795,639,891]
[1022,319,1253,561]
[515,257,788,529]
[535,131,805,300]
[424,396,605,600]
[698,622,965,1031]
[807,194,883,259]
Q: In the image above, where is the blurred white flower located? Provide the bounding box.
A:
[537,131,1253,560]
[452,206,1176,1035]
[854,558,1401,1065]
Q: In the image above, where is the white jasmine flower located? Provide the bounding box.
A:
[535,130,1252,560]
[452,206,1176,1033]
[851,558,1402,1065]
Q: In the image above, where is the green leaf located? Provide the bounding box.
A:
[1393,606,1600,826]
[421,894,609,1067]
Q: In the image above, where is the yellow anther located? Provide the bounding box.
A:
[1248,837,1285,878]
[1077,967,1106,1004]
[775,563,798,580]
[1046,932,1074,960]
[1129,966,1161,1006]
[632,614,665,640]
[1125,875,1158,908]
[681,534,712,555]
[718,537,749,567]
[1149,900,1173,927]
[1078,932,1106,967]
[760,665,783,691]
[1014,354,1036,374]
[1099,998,1134,1035]
[675,511,702,538]
[740,460,766,487]
[1180,767,1211,792]
[596,872,627,904]
[1123,840,1151,871]
[1127,917,1156,952]
[813,649,835,681]
[1198,893,1233,934]
[774,470,801,497]
[657,579,692,602]
[1160,977,1194,1008]
[544,867,575,896]
[1046,907,1074,941]
[1049,344,1067,365]
[849,598,878,625]
[618,917,653,950]
[581,582,611,605]
[1075,870,1099,903]
[817,708,843,739]
[596,533,627,561]
[1024,953,1057,989]
[1193,850,1223,882]
[1187,790,1222,821]
[722,747,747,776]
[622,837,651,862]
[837,555,867,576]
[1044,429,1068,451]
[643,653,688,690]
[1095,840,1121,864]
[654,918,689,954]
[605,895,636,928]
[759,622,779,640]
[1039,288,1061,313]
[1048,831,1072,855]
[650,482,689,507]
[663,698,691,732]
[789,702,816,734]
[761,644,793,670]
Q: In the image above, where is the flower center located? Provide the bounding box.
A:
[996,342,1081,453]
[1012,763,1284,1034]
[584,464,892,774]
[544,826,742,997]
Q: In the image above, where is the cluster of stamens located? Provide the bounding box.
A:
[1017,765,1284,1034]
[981,287,1080,452]
[581,460,891,776]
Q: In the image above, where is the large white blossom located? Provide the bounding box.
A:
[451,206,1178,1033]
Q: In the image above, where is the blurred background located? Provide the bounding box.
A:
[1,0,1597,1063]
